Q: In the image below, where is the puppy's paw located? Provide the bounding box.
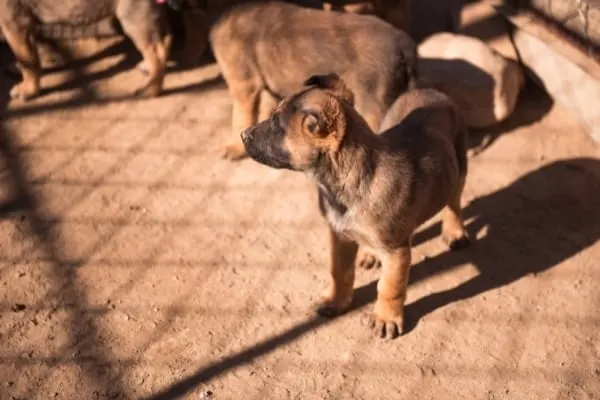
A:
[221,143,248,161]
[133,82,161,98]
[314,296,352,318]
[442,228,470,251]
[369,315,403,339]
[10,82,38,101]
[136,60,150,76]
[358,252,381,270]
[369,299,404,339]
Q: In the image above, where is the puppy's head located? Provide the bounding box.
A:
[241,73,355,171]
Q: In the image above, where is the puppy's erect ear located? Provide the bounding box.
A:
[303,73,355,106]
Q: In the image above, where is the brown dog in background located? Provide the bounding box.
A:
[209,0,417,160]
[241,73,469,339]
[0,0,172,100]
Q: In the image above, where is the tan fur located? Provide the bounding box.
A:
[241,73,470,339]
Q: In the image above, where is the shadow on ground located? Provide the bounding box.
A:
[404,156,600,332]
[1,37,222,109]
[144,156,600,399]
[467,79,554,153]
[0,51,133,397]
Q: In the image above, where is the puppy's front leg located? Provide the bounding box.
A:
[316,228,358,317]
[370,245,411,339]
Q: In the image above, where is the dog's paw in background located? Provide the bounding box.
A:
[9,81,39,101]
[221,142,248,161]
[136,59,150,75]
[315,287,353,318]
[315,300,347,318]
[315,299,351,318]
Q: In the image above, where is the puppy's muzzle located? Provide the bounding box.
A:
[240,123,293,170]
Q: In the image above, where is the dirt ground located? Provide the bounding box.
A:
[1,4,600,400]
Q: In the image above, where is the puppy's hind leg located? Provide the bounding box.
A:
[442,124,470,250]
[441,187,469,250]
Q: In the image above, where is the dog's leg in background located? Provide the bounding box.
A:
[0,20,40,100]
[221,82,262,160]
[117,3,172,97]
[316,228,359,317]
[210,25,265,160]
[257,90,280,122]
[371,245,411,339]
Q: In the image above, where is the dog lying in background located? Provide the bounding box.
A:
[209,0,417,160]
[241,73,469,339]
[418,32,525,129]
[0,0,172,100]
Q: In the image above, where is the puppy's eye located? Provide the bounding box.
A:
[303,112,321,134]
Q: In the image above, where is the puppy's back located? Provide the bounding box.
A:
[210,1,416,96]
[380,88,467,178]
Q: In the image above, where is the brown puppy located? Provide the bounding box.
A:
[209,0,417,160]
[0,0,172,100]
[241,73,469,339]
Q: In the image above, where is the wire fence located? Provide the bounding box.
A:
[511,0,600,54]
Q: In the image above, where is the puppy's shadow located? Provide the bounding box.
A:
[352,158,600,334]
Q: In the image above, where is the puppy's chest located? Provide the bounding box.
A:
[319,190,379,246]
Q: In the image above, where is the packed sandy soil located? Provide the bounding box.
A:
[1,4,600,400]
